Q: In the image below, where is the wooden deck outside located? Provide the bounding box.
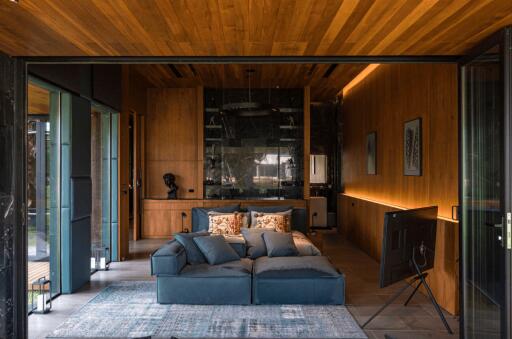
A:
[28,261,49,291]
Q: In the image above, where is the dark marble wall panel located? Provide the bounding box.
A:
[0,54,27,339]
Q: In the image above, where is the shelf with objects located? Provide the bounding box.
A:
[203,87,304,200]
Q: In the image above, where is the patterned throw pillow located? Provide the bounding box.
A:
[207,212,243,235]
[252,213,290,233]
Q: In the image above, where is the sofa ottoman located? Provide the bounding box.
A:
[152,240,253,305]
[157,258,253,305]
[252,256,345,305]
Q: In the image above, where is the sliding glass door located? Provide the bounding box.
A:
[91,104,119,270]
[27,80,61,309]
[461,28,512,339]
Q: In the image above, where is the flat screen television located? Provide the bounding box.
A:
[379,206,438,288]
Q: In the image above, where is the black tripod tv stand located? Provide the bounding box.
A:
[361,244,453,334]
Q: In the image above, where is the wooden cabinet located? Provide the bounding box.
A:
[142,200,203,238]
[142,199,308,238]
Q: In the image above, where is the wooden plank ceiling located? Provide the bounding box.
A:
[131,63,367,101]
[1,0,511,57]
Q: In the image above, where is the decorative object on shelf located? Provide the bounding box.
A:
[366,131,377,175]
[163,172,178,199]
[404,118,422,176]
[287,115,295,127]
[31,276,52,314]
[91,246,110,271]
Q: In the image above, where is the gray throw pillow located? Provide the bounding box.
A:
[174,231,209,265]
[193,235,240,265]
[241,228,273,259]
[262,232,299,257]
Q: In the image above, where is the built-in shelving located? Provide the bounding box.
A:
[203,88,304,200]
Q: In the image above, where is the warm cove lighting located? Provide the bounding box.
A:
[341,64,380,97]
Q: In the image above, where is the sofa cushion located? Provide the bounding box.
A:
[179,258,253,278]
[193,235,240,265]
[292,231,321,256]
[174,231,209,265]
[254,256,340,278]
[191,205,240,232]
[207,212,243,235]
[156,259,253,305]
[224,234,247,258]
[241,228,273,259]
[291,208,308,234]
[247,205,292,226]
[251,212,291,232]
[151,240,186,276]
[262,232,299,257]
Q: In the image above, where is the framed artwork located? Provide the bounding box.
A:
[404,118,422,176]
[367,131,376,175]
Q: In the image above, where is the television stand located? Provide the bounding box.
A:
[361,249,453,334]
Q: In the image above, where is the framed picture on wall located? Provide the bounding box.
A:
[404,118,422,176]
[367,131,376,175]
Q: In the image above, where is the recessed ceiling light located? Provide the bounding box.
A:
[10,0,19,3]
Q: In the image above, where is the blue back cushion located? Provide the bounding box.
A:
[191,205,240,232]
[174,231,209,265]
[291,208,308,234]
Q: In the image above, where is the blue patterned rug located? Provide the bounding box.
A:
[48,281,367,339]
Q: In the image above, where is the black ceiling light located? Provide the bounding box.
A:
[222,69,278,117]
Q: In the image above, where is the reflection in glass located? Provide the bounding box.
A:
[204,88,304,200]
[27,81,60,310]
[91,106,113,270]
[462,44,503,339]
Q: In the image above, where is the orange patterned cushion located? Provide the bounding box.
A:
[252,213,290,233]
[208,212,243,235]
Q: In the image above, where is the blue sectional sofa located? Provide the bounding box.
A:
[150,206,345,305]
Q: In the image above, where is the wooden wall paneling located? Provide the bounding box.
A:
[3,1,512,57]
[196,86,204,199]
[342,64,458,219]
[145,88,200,199]
[142,200,204,238]
[303,86,310,200]
[338,194,459,315]
[132,111,141,241]
[142,199,308,238]
[118,65,130,260]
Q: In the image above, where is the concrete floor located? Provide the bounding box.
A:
[28,235,459,339]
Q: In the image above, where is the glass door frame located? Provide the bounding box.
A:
[459,27,512,339]
[90,101,119,271]
[26,76,64,312]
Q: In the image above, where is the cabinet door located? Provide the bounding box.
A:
[142,209,173,238]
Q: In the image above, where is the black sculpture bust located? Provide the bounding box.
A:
[163,173,178,199]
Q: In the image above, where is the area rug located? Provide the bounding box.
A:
[48,281,367,339]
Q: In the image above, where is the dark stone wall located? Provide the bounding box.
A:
[0,55,27,339]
